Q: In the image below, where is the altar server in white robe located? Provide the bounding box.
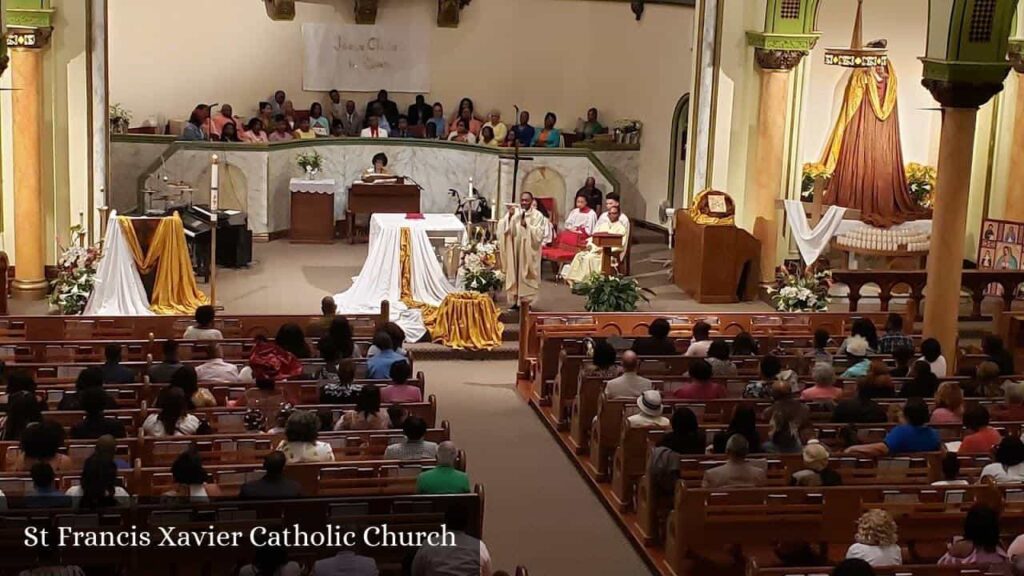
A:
[596,192,630,235]
[564,192,598,236]
[498,191,548,308]
[564,205,629,285]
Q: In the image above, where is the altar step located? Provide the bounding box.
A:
[408,309,520,360]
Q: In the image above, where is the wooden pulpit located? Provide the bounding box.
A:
[673,211,760,303]
[347,179,421,243]
[590,233,624,276]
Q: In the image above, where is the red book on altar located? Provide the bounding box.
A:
[405,213,425,219]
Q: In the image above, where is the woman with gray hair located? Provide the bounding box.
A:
[276,410,335,463]
[801,363,843,402]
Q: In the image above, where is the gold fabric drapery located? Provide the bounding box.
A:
[431,292,505,351]
[118,214,210,315]
[817,62,923,227]
[398,227,504,350]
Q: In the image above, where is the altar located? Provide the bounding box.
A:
[332,213,465,342]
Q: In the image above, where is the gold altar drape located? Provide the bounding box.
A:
[819,62,899,174]
[398,227,504,350]
[431,292,504,351]
[118,214,210,315]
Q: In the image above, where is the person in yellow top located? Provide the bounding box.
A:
[293,117,317,140]
[483,111,508,144]
[563,205,628,285]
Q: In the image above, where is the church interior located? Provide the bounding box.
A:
[1,0,1024,575]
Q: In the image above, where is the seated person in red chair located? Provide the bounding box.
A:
[541,193,594,275]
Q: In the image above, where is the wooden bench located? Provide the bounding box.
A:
[663,483,1014,576]
[0,310,389,341]
[748,560,1010,576]
[517,302,898,379]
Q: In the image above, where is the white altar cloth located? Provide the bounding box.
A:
[289,178,336,194]
[83,211,154,316]
[333,213,463,342]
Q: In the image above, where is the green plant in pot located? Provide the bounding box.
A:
[571,273,653,312]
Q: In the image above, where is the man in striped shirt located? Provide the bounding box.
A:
[384,416,438,461]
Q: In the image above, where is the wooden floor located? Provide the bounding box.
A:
[517,376,677,576]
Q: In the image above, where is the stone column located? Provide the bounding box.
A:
[750,48,804,283]
[1005,57,1024,221]
[11,46,48,300]
[922,81,1005,364]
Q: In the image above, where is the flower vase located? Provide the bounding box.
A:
[305,167,320,179]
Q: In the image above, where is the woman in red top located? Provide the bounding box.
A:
[959,404,1003,454]
[673,359,726,400]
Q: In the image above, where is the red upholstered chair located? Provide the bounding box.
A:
[542,230,588,276]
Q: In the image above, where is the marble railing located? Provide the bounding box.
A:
[111,135,639,239]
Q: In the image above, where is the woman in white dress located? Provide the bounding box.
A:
[563,205,628,285]
[563,192,598,237]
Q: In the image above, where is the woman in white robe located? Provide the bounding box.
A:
[563,193,598,236]
[563,206,628,285]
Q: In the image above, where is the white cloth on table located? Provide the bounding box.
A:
[83,211,154,316]
[289,178,336,194]
[783,199,847,265]
[333,214,461,343]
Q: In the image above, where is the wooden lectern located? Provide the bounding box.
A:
[590,233,625,276]
[674,211,760,303]
[347,179,421,243]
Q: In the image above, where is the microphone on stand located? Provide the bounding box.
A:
[404,175,426,191]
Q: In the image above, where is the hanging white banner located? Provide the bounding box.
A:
[302,22,431,93]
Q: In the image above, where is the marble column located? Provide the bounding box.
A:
[11,47,48,300]
[750,48,803,283]
[922,80,1005,366]
[1005,66,1024,221]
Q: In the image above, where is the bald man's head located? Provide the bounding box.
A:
[770,378,793,400]
[321,296,337,315]
[621,350,639,373]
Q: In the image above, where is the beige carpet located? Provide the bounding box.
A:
[420,359,650,575]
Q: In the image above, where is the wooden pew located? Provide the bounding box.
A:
[663,483,1012,576]
[747,560,1010,576]
[517,301,897,379]
[0,310,389,341]
[634,451,951,544]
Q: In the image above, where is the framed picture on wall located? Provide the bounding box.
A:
[978,218,1024,297]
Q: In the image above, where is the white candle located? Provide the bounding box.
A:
[210,154,220,211]
[469,176,474,196]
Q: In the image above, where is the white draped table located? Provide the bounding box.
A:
[333,214,465,342]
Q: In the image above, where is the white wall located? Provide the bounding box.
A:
[108,0,695,223]
[801,0,940,167]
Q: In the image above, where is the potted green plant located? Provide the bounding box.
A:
[571,273,653,312]
[109,103,132,135]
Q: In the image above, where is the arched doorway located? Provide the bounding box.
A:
[667,94,690,209]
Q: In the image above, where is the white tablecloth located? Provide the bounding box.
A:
[333,214,463,342]
[83,211,154,316]
[289,178,336,194]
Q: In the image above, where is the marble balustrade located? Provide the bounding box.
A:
[111,135,639,239]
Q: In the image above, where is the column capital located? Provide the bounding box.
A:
[747,31,817,71]
[754,47,806,71]
[6,26,52,50]
[921,78,1006,109]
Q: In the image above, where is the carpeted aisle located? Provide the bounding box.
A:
[417,359,651,575]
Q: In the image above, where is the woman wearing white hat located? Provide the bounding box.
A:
[790,440,842,487]
[840,335,872,379]
[626,390,670,429]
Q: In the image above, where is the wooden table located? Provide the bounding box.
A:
[347,180,421,243]
[289,179,336,244]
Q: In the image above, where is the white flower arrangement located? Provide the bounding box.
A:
[459,239,504,293]
[767,265,832,312]
[50,224,102,315]
[297,151,323,176]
